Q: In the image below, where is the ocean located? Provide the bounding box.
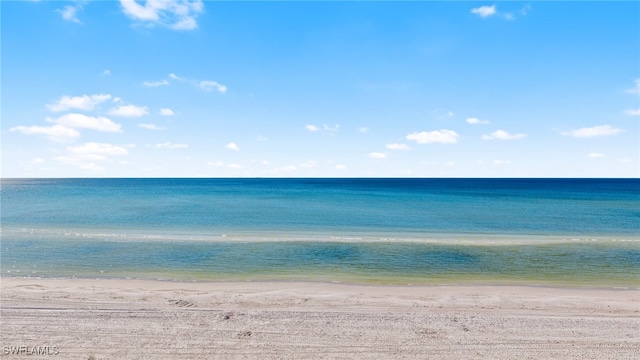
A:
[1,178,638,286]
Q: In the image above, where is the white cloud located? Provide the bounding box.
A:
[562,125,623,138]
[156,142,188,149]
[226,142,239,151]
[159,108,175,116]
[53,150,113,171]
[446,161,455,167]
[471,4,528,20]
[227,163,242,169]
[102,69,111,76]
[369,152,387,159]
[482,130,527,140]
[471,5,496,18]
[47,94,112,112]
[323,124,340,132]
[119,0,204,31]
[32,158,45,165]
[199,80,227,93]
[493,160,511,165]
[300,161,317,168]
[208,161,224,166]
[261,160,270,165]
[626,79,640,94]
[588,153,605,158]
[80,163,106,171]
[335,164,347,170]
[624,109,640,116]
[618,158,632,163]
[281,165,297,172]
[466,117,490,125]
[432,109,454,120]
[109,104,149,117]
[169,73,183,81]
[10,124,81,142]
[58,3,83,24]
[385,143,410,151]
[47,113,122,132]
[306,124,319,132]
[359,127,369,133]
[138,123,165,130]
[406,129,459,144]
[143,79,169,87]
[68,142,129,157]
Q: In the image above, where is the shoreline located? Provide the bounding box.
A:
[2,276,640,290]
[2,278,638,359]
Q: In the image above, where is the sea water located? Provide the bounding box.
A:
[1,178,638,286]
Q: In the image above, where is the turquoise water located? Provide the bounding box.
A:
[1,178,639,286]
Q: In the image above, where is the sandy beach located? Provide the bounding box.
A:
[0,278,638,359]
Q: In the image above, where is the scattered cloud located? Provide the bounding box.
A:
[108,104,149,117]
[143,79,169,87]
[359,127,369,133]
[169,73,183,81]
[281,165,297,172]
[386,143,410,151]
[626,79,640,94]
[102,69,111,76]
[588,153,605,158]
[466,117,490,125]
[471,4,529,20]
[335,164,347,170]
[618,158,632,163]
[138,123,165,130]
[624,109,640,116]
[32,158,45,165]
[482,129,526,140]
[199,80,227,93]
[226,142,239,151]
[406,129,459,144]
[471,5,496,18]
[369,152,387,159]
[323,124,340,132]
[159,108,175,116]
[306,124,319,132]
[156,142,188,149]
[46,113,122,132]
[10,124,80,142]
[68,142,129,157]
[300,161,317,168]
[58,3,83,24]
[47,94,112,112]
[119,0,204,31]
[261,160,270,165]
[432,109,454,120]
[446,161,455,167]
[562,125,623,138]
[54,142,129,171]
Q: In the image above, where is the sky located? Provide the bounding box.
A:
[2,0,639,178]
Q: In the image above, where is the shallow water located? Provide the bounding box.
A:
[2,178,639,286]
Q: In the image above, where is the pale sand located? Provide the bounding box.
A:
[1,279,638,359]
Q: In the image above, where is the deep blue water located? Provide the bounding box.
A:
[1,178,639,285]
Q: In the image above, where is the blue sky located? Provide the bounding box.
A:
[2,1,639,177]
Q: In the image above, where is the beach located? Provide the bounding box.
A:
[1,278,638,359]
